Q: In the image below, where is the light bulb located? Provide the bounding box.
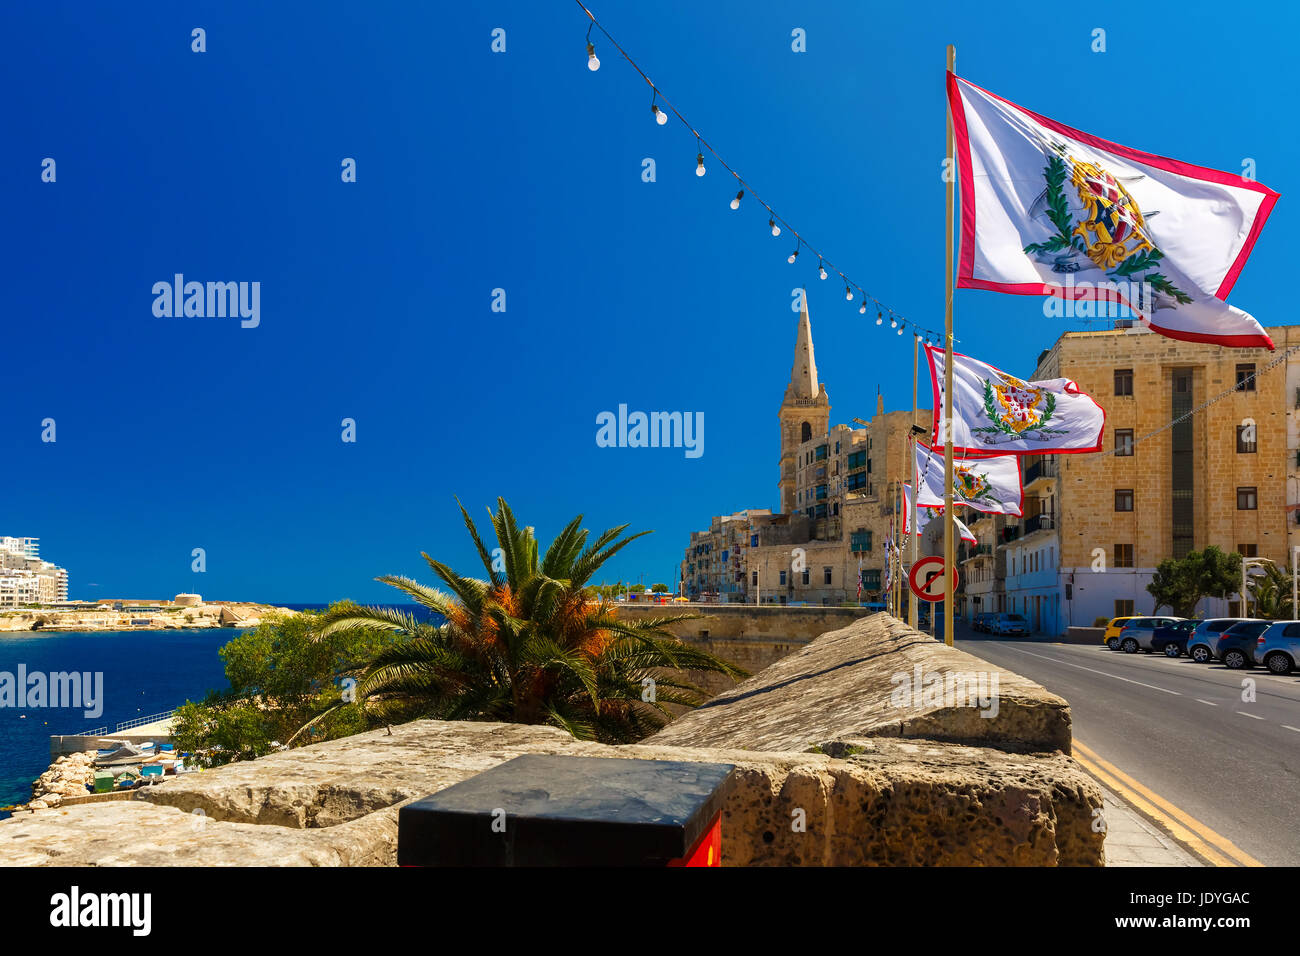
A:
[890,318,898,328]
[845,285,853,301]
[897,326,904,335]
[730,189,744,210]
[788,249,799,264]
[695,153,705,177]
[651,104,668,125]
[859,302,867,314]
[586,43,600,71]
[818,263,828,280]
[876,313,883,326]
[769,218,780,237]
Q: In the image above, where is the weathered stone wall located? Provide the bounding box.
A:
[0,720,1102,867]
[653,612,1072,755]
[0,613,1104,866]
[619,604,871,694]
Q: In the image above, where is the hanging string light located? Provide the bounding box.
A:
[844,285,853,302]
[650,91,667,125]
[585,23,600,71]
[574,0,949,344]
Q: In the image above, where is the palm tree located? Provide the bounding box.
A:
[303,498,746,743]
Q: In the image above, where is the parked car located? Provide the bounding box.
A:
[1215,620,1272,669]
[1255,621,1300,674]
[1116,617,1185,653]
[1103,616,1141,650]
[1186,618,1260,663]
[991,613,1029,636]
[1147,619,1200,657]
[972,612,995,633]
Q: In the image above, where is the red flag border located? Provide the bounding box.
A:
[946,71,1279,351]
[923,343,1107,456]
[914,438,1025,517]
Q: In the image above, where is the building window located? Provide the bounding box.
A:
[823,566,833,585]
[1237,487,1258,510]
[1236,425,1257,454]
[801,422,812,442]
[779,570,787,586]
[1238,543,1258,558]
[751,534,759,547]
[850,530,872,552]
[801,569,810,586]
[1115,599,1134,617]
[1115,489,1134,512]
[847,450,866,471]
[1114,368,1133,396]
[1114,544,1134,568]
[1115,429,1134,456]
[1236,363,1256,391]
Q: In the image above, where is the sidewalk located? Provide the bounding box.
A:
[1097,781,1204,867]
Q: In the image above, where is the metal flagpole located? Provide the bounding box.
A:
[910,333,920,631]
[943,43,957,647]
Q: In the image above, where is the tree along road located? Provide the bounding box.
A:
[958,629,1299,866]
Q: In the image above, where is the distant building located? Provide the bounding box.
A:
[957,323,1300,634]
[681,298,936,605]
[0,537,68,607]
[173,593,203,607]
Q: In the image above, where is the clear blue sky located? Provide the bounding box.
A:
[4,0,1294,603]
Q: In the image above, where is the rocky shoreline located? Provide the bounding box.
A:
[0,602,296,633]
[23,751,96,810]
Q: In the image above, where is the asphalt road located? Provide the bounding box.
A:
[956,626,1300,866]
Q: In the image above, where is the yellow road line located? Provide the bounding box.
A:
[1074,739,1262,868]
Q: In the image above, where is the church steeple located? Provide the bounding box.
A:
[789,295,819,399]
[777,293,831,515]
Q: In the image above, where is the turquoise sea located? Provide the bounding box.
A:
[0,629,233,816]
[0,604,437,817]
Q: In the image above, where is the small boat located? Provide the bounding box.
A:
[95,743,148,768]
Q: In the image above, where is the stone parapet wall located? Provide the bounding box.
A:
[0,613,1103,866]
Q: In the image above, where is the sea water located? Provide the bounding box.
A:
[0,629,231,816]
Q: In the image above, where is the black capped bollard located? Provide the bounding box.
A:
[398,754,734,867]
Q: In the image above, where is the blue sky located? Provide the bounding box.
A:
[4,0,1295,603]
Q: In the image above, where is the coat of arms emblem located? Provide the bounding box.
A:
[953,465,994,503]
[1023,143,1192,311]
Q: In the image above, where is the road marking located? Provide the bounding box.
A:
[1074,740,1263,868]
[1236,711,1264,720]
[1000,647,1182,696]
[1195,699,1217,706]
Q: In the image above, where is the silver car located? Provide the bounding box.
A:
[1255,621,1300,675]
[1116,616,1184,654]
[1186,618,1260,664]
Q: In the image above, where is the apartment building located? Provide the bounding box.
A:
[958,323,1300,634]
[0,536,69,607]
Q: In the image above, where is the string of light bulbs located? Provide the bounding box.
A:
[575,0,950,346]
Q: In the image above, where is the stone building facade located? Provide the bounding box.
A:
[958,323,1300,634]
[681,299,933,605]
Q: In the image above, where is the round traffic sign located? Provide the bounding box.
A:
[909,556,956,603]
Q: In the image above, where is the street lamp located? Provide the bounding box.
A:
[1241,556,1274,618]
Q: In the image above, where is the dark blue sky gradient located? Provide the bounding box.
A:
[4,0,1294,602]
